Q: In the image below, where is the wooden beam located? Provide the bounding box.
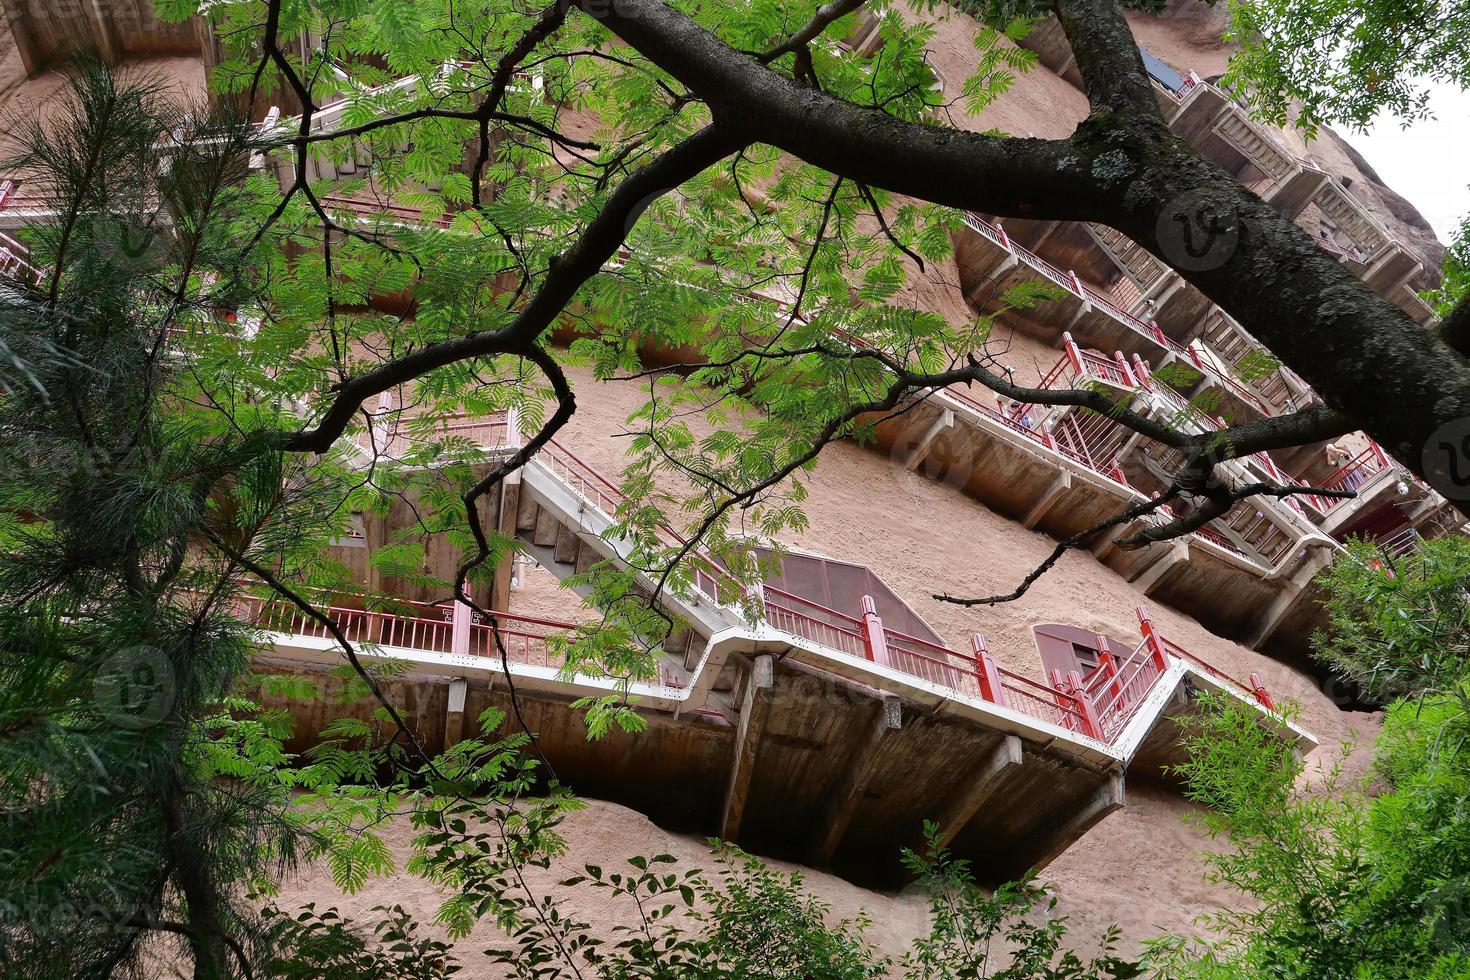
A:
[1023,472,1072,529]
[809,696,902,865]
[86,0,118,64]
[924,735,1023,848]
[531,506,560,548]
[720,654,774,842]
[1,3,43,75]
[1014,772,1125,876]
[902,410,954,471]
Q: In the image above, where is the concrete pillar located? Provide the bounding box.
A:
[720,654,774,842]
[443,677,468,749]
[1088,521,1130,561]
[86,0,118,64]
[492,479,521,611]
[1247,548,1334,649]
[1014,772,1124,877]
[1131,540,1190,595]
[1023,472,1072,529]
[901,410,954,471]
[922,735,1023,848]
[809,696,902,865]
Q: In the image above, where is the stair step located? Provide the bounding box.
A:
[574,540,598,575]
[553,525,580,565]
[531,507,561,548]
[515,492,539,532]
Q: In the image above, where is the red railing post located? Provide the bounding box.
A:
[1114,352,1137,387]
[1187,341,1205,369]
[1368,439,1389,469]
[1095,635,1122,706]
[1137,605,1169,673]
[972,634,1005,706]
[1068,670,1105,739]
[1249,672,1276,710]
[1049,668,1077,733]
[505,405,522,448]
[860,595,891,668]
[996,221,1010,249]
[1063,332,1083,375]
[451,600,473,657]
[1068,269,1086,298]
[1130,353,1152,389]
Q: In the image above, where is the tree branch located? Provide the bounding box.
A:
[934,486,1181,606]
[1051,0,1163,116]
[283,124,748,453]
[756,0,868,64]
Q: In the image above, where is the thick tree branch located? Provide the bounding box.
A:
[756,0,868,64]
[572,0,1098,221]
[575,0,1470,509]
[1052,0,1162,116]
[283,125,747,452]
[1205,404,1354,457]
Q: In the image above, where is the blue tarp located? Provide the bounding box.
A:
[1139,47,1186,93]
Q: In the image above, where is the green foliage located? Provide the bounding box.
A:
[1156,537,1470,977]
[901,823,1143,979]
[166,0,1063,701]
[1158,693,1470,978]
[1224,0,1470,132]
[259,904,461,978]
[699,844,888,979]
[1312,535,1470,704]
[515,843,888,978]
[1425,213,1470,318]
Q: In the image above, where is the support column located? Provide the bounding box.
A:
[1010,772,1125,878]
[921,735,1023,849]
[1023,472,1072,529]
[2,4,43,75]
[1130,540,1189,594]
[969,253,1019,293]
[1089,521,1130,561]
[902,410,954,471]
[809,696,902,865]
[86,0,118,64]
[720,654,774,842]
[1247,548,1334,649]
[443,677,468,750]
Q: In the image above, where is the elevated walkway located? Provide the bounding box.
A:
[244,422,1314,885]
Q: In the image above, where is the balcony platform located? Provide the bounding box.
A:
[248,592,1311,887]
[232,408,1316,886]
